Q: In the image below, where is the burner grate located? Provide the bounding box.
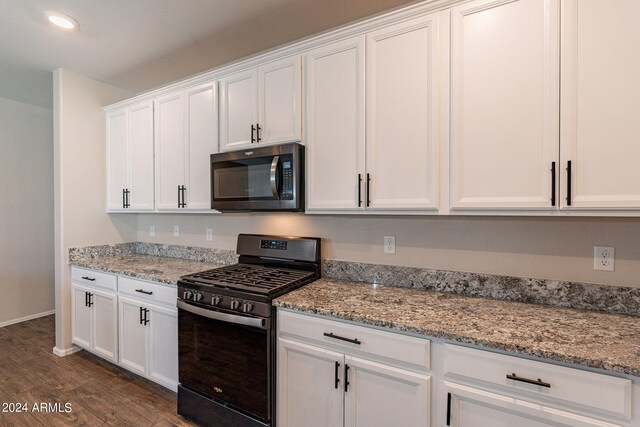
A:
[183,264,315,295]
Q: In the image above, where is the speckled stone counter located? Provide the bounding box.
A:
[274,279,640,377]
[70,253,226,285]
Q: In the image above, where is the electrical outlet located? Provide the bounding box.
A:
[174,225,180,238]
[594,246,614,272]
[384,236,396,254]
[149,226,155,237]
[206,228,213,241]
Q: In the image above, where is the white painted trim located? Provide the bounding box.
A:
[53,345,82,357]
[0,310,55,328]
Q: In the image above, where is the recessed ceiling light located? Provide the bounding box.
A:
[45,11,79,30]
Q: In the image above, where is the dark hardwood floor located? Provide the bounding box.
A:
[0,315,197,427]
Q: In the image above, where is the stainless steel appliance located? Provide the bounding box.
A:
[210,143,304,212]
[177,234,321,427]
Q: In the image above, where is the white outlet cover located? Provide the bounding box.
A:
[206,228,213,241]
[594,246,614,272]
[174,225,180,238]
[149,225,155,237]
[384,236,396,254]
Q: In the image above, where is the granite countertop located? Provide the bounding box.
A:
[274,278,640,377]
[71,254,225,285]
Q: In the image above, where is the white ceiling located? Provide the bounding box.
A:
[0,0,414,109]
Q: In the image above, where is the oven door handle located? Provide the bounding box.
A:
[177,300,266,329]
[270,155,280,199]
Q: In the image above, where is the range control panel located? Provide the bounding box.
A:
[260,239,288,250]
[178,287,271,318]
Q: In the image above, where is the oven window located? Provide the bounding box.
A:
[178,307,270,422]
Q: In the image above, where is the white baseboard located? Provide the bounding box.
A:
[53,345,82,357]
[0,309,55,328]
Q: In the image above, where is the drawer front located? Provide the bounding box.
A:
[278,309,430,371]
[118,276,177,308]
[444,344,632,419]
[71,267,117,292]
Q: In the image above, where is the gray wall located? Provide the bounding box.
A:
[137,213,640,288]
[0,96,54,325]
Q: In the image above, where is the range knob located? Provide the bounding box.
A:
[230,300,241,310]
[193,292,204,302]
[242,303,254,313]
[183,290,193,300]
[211,296,222,306]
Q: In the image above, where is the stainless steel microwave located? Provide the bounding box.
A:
[211,143,304,212]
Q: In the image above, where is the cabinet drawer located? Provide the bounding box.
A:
[118,277,177,308]
[278,310,430,371]
[444,344,632,419]
[71,267,117,292]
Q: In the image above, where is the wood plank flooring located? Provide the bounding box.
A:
[0,315,197,427]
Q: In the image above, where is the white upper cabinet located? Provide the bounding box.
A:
[560,0,640,210]
[106,109,128,212]
[306,13,441,213]
[366,14,440,211]
[258,56,302,145]
[155,82,218,211]
[219,55,301,152]
[305,36,366,211]
[155,92,185,210]
[219,69,258,151]
[449,0,560,211]
[107,101,154,212]
[186,82,219,210]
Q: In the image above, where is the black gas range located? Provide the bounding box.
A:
[177,234,321,427]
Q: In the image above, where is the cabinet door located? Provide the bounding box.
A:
[106,108,128,211]
[91,288,118,363]
[186,82,218,210]
[305,36,366,211]
[444,382,621,427]
[118,296,147,376]
[147,304,178,390]
[155,93,186,210]
[129,101,155,211]
[560,0,640,209]
[219,69,258,151]
[450,0,560,211]
[344,356,430,427]
[278,338,344,427]
[71,285,92,349]
[366,13,440,211]
[258,55,302,145]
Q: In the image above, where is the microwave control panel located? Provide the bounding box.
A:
[281,161,294,200]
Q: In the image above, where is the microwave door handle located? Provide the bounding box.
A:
[270,155,280,199]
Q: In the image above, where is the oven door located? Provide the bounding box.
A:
[178,300,272,422]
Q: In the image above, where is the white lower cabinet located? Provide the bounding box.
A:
[71,269,118,363]
[71,267,178,391]
[443,344,631,427]
[118,292,178,391]
[277,310,431,427]
[444,381,622,427]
